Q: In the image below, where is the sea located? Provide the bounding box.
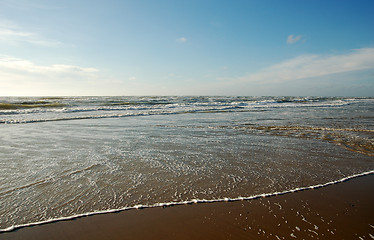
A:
[0,96,373,231]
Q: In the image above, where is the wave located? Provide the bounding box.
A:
[1,170,373,233]
[251,98,355,109]
[0,96,366,112]
[0,106,246,124]
[0,96,368,124]
[0,102,66,110]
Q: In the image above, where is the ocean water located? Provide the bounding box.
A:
[0,96,373,231]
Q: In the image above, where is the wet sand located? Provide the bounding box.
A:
[2,174,374,240]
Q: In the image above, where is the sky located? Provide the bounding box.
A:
[0,0,373,96]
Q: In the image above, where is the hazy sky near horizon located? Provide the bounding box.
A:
[0,0,373,96]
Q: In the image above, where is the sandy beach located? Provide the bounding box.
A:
[2,173,373,240]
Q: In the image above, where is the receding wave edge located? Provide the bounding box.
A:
[1,170,373,233]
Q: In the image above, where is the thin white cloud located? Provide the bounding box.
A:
[0,56,97,74]
[0,29,33,37]
[0,56,99,95]
[0,19,61,47]
[239,48,374,84]
[287,34,302,44]
[176,37,187,43]
[128,76,137,81]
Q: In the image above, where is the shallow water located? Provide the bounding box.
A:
[0,96,373,230]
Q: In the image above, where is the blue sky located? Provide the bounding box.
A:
[0,0,373,96]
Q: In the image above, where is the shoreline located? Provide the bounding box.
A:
[1,170,373,233]
[2,172,374,239]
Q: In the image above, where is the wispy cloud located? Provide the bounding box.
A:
[238,48,374,84]
[287,34,302,44]
[0,56,99,95]
[0,56,97,74]
[0,19,61,47]
[176,37,187,43]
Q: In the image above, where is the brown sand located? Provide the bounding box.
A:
[2,174,374,240]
